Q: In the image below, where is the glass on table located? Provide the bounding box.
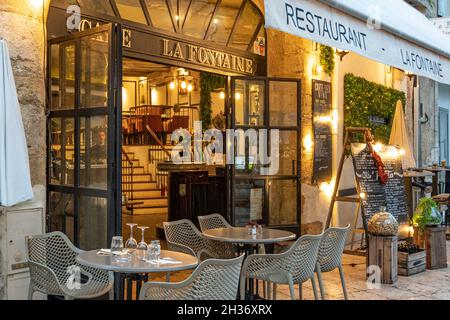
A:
[136,226,149,261]
[111,236,130,262]
[148,240,161,261]
[125,223,138,250]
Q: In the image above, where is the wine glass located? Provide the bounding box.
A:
[125,223,138,250]
[136,226,149,260]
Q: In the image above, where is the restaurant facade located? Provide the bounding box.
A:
[2,0,450,255]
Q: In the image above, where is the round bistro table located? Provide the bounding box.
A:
[76,250,198,300]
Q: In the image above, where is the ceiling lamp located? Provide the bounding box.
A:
[181,81,187,90]
[187,83,193,92]
[169,81,175,90]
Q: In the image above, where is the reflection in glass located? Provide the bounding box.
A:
[270,81,297,126]
[229,1,261,51]
[269,180,298,226]
[206,0,241,45]
[277,131,298,176]
[81,32,109,108]
[77,0,115,16]
[49,192,74,243]
[50,43,75,110]
[145,0,175,31]
[80,116,108,189]
[116,0,148,24]
[50,118,75,185]
[183,0,217,39]
[234,80,265,126]
[79,196,108,250]
[233,180,265,226]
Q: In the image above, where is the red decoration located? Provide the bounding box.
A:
[368,143,389,185]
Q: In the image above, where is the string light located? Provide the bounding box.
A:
[303,134,313,152]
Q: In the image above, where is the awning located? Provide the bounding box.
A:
[0,39,33,206]
[264,0,450,85]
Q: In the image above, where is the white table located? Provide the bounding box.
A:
[76,250,198,300]
[203,227,296,245]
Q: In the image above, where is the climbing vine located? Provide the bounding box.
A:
[319,45,335,76]
[200,72,225,130]
[344,73,406,143]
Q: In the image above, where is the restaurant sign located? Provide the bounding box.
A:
[77,18,132,48]
[161,38,256,75]
[264,0,450,85]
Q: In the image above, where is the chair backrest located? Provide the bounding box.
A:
[198,213,232,232]
[317,225,350,272]
[163,219,208,257]
[26,231,80,283]
[282,233,323,283]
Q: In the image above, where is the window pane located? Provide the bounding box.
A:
[269,179,298,226]
[48,192,74,243]
[206,0,241,45]
[50,118,75,185]
[277,131,298,176]
[145,0,175,32]
[116,0,148,24]
[79,196,108,250]
[234,180,265,226]
[80,32,109,108]
[234,79,265,126]
[78,0,115,16]
[183,0,217,39]
[229,1,260,51]
[80,116,109,189]
[176,0,190,29]
[50,43,75,110]
[270,81,297,126]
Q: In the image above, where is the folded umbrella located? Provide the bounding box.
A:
[0,39,33,206]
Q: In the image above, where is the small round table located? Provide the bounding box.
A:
[203,227,296,245]
[203,227,296,299]
[76,250,198,300]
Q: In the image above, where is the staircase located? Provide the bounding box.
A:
[122,151,168,215]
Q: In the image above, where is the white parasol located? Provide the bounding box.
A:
[389,100,417,169]
[0,39,33,206]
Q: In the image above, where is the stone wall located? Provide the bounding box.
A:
[0,0,50,187]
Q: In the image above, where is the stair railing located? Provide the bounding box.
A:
[122,147,134,214]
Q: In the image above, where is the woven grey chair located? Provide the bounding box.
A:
[164,219,235,261]
[240,233,323,300]
[26,231,114,300]
[139,254,245,300]
[315,225,350,300]
[198,213,232,231]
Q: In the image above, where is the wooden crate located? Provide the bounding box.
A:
[368,235,398,284]
[425,226,448,270]
[398,250,426,276]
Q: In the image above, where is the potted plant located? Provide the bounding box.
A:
[412,198,442,246]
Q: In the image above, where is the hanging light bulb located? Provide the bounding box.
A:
[181,81,187,90]
[219,91,225,100]
[169,81,175,90]
[235,92,241,100]
[187,83,193,92]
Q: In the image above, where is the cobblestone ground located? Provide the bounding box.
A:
[271,241,450,300]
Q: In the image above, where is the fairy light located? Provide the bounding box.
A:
[373,142,383,153]
[303,134,314,152]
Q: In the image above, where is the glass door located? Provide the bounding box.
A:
[47,24,122,250]
[229,77,301,234]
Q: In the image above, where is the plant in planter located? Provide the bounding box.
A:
[412,198,442,232]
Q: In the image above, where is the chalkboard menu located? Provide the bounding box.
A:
[312,80,332,183]
[351,143,409,224]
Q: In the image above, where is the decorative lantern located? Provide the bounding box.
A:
[368,206,399,236]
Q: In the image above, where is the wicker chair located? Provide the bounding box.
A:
[315,225,350,300]
[240,233,323,300]
[163,219,235,261]
[198,213,232,231]
[26,232,114,300]
[139,255,245,300]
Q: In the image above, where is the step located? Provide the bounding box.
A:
[132,189,164,198]
[132,206,168,215]
[124,174,152,182]
[131,181,159,190]
[134,198,167,207]
[122,166,145,174]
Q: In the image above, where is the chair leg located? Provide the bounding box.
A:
[288,277,296,300]
[311,276,319,300]
[298,282,302,300]
[240,275,246,300]
[316,264,326,300]
[338,265,349,300]
[28,287,34,300]
[109,288,114,300]
[266,281,271,300]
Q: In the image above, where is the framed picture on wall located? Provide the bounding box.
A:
[138,79,148,105]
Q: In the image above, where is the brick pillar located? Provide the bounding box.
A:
[0,0,50,187]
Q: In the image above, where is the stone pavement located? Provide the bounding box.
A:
[273,241,450,300]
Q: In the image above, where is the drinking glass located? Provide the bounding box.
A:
[111,236,124,255]
[125,223,138,249]
[149,240,161,261]
[136,226,149,260]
